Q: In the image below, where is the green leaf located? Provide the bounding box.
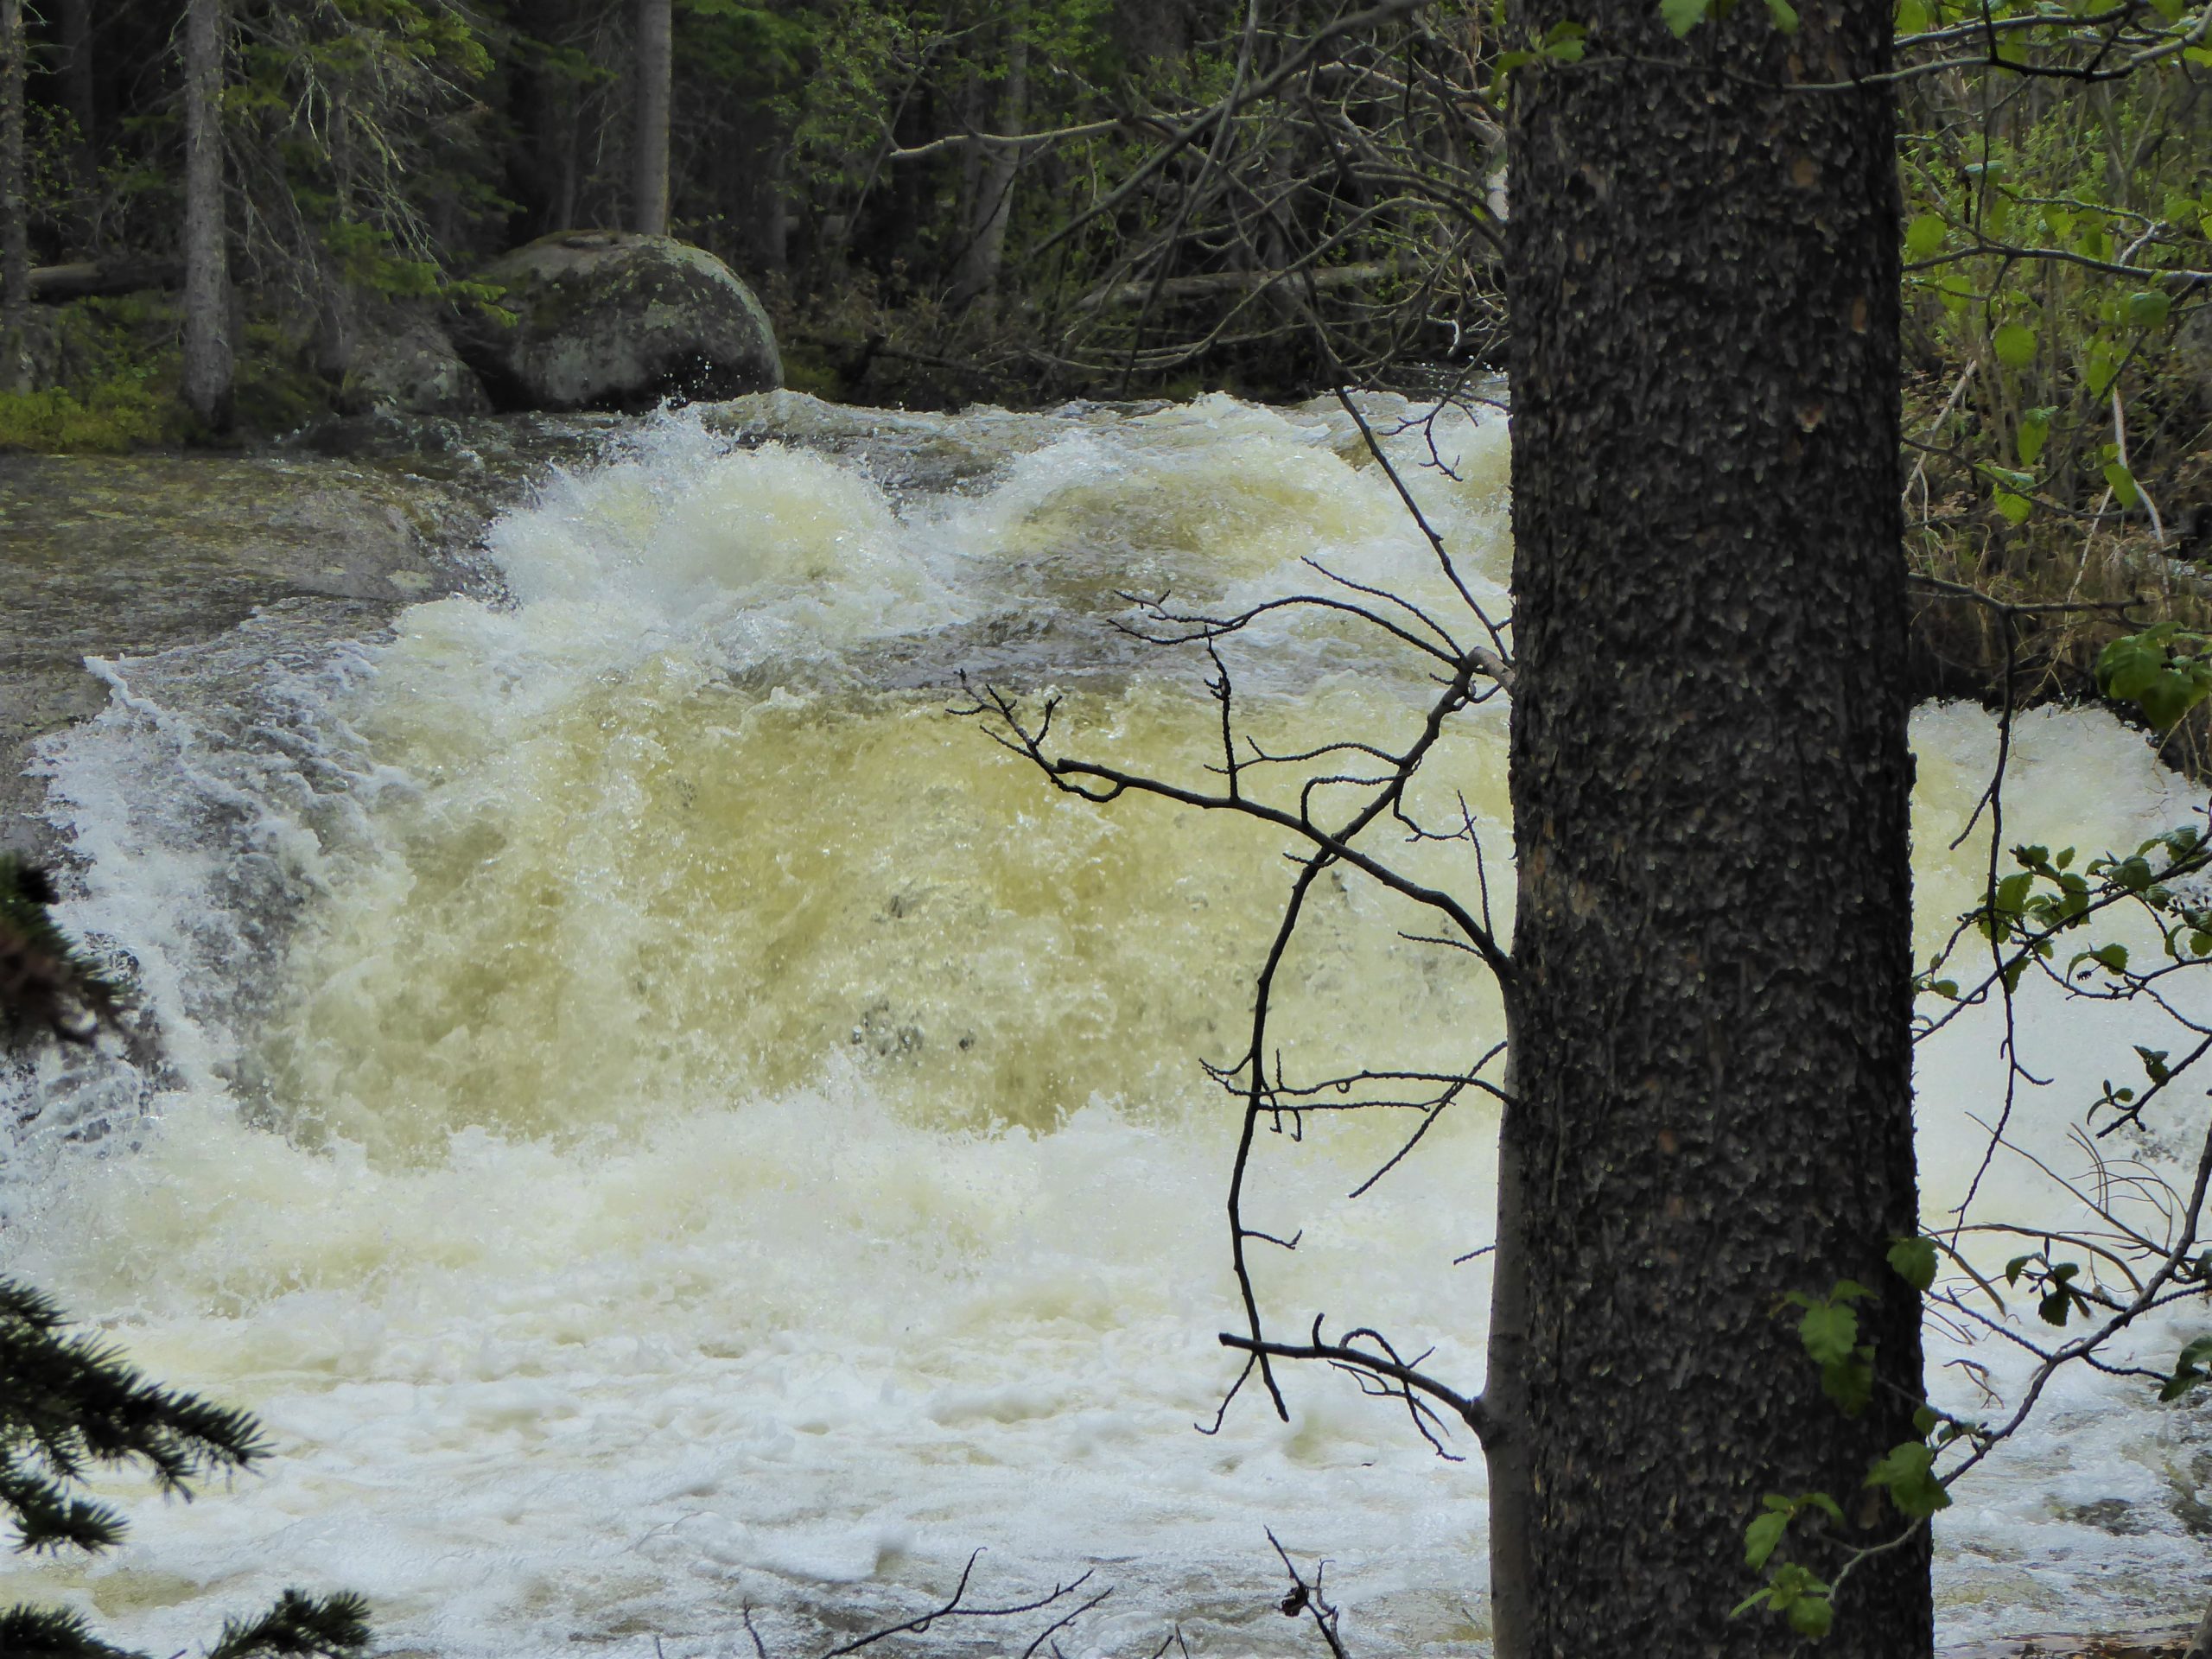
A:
[1888,1236,1940,1293]
[1799,1301,1859,1366]
[2140,668,2212,731]
[1821,1351,1874,1414]
[1995,489,2033,525]
[1540,20,1589,57]
[1993,322,2037,370]
[1745,1510,1788,1568]
[2125,289,2172,330]
[2162,1335,2212,1401]
[1905,213,1948,259]
[1896,0,1929,29]
[2105,461,2144,510]
[1787,1594,1834,1639]
[2100,630,2176,702]
[1765,0,1800,29]
[2017,407,2053,467]
[1660,0,1712,32]
[1866,1440,1952,1518]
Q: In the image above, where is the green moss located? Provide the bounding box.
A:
[779,337,846,399]
[232,322,332,435]
[0,377,183,453]
[0,297,359,450]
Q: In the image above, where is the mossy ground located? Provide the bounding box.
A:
[0,296,339,454]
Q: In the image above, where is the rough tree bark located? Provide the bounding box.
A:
[1497,0,1927,1653]
[1,0,27,324]
[180,0,234,430]
[952,10,1027,308]
[631,0,672,237]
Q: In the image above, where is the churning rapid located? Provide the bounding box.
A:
[2,394,2208,1656]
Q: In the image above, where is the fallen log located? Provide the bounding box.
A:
[29,257,182,302]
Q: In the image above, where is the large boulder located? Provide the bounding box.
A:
[344,303,491,417]
[454,232,782,412]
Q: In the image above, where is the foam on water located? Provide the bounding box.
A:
[3,398,2208,1655]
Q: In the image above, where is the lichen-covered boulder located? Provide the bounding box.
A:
[453,232,782,412]
[345,305,491,416]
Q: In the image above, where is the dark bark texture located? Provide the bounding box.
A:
[1501,3,1928,1656]
[2,0,27,318]
[181,0,233,429]
[632,0,673,237]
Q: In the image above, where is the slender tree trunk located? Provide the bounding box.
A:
[953,10,1027,308]
[1501,1,1926,1656]
[1,0,28,322]
[57,0,97,207]
[630,0,671,236]
[0,0,28,397]
[181,0,233,430]
[720,97,789,276]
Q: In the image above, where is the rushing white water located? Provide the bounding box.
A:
[3,393,2209,1656]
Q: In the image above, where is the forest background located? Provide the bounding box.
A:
[0,0,2210,705]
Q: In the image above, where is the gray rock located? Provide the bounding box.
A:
[453,231,782,411]
[344,305,492,416]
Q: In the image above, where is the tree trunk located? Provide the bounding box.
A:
[952,12,1027,309]
[181,0,233,431]
[2,0,28,321]
[631,0,671,236]
[1500,1,1927,1655]
[56,0,97,206]
[719,96,789,278]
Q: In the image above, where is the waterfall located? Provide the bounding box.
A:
[3,393,2206,1654]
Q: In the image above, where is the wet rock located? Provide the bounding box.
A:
[2063,1497,2153,1535]
[454,232,783,412]
[1939,1633,2194,1659]
[0,452,500,858]
[343,304,491,417]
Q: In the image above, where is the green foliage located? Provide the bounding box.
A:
[1885,1236,1939,1294]
[1732,1560,1834,1640]
[0,1278,371,1659]
[1743,1491,1843,1570]
[1782,1281,1876,1414]
[0,378,177,453]
[207,1592,372,1659]
[2004,1252,2094,1327]
[2159,1335,2212,1402]
[1656,0,1799,36]
[1896,10,2211,581]
[1863,1440,1951,1519]
[0,858,118,1041]
[2098,626,2212,731]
